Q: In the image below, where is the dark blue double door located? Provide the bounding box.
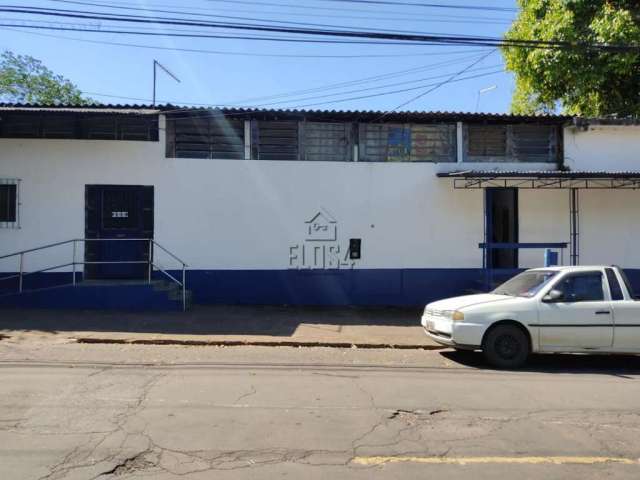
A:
[85,185,154,279]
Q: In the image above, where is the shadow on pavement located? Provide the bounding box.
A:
[0,305,423,337]
[441,349,640,375]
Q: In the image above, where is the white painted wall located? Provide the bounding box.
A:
[565,124,640,171]
[0,117,484,273]
[579,190,640,268]
[518,189,570,268]
[2,118,639,275]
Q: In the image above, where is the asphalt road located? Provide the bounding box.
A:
[1,342,640,479]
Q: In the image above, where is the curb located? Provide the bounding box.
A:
[74,337,445,350]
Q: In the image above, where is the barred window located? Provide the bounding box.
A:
[359,124,410,162]
[511,125,557,162]
[466,125,507,158]
[465,124,559,163]
[410,124,456,162]
[0,179,19,228]
[0,113,158,141]
[359,123,456,162]
[252,120,299,160]
[302,122,352,162]
[166,116,244,159]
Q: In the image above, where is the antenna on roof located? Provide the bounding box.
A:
[152,60,181,106]
[475,85,497,113]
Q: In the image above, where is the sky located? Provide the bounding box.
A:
[1,0,519,113]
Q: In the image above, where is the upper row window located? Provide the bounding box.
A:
[465,124,558,163]
[0,113,158,141]
[166,118,459,163]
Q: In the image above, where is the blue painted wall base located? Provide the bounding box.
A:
[2,268,639,310]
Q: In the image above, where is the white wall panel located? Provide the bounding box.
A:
[518,190,570,268]
[565,125,640,171]
[0,119,483,273]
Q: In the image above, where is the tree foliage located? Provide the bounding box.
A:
[503,1,640,116]
[0,50,91,105]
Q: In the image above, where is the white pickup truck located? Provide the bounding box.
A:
[422,265,640,368]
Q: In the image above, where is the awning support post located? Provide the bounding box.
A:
[570,188,580,266]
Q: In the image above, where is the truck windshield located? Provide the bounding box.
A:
[492,270,558,298]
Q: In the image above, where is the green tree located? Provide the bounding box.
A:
[503,1,640,116]
[0,50,91,105]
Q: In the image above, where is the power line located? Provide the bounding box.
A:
[45,0,512,25]
[4,26,497,58]
[83,67,503,109]
[82,69,502,116]
[375,50,496,120]
[83,53,499,106]
[223,53,498,104]
[201,0,516,17]
[2,6,637,51]
[3,5,509,39]
[312,0,517,12]
[0,23,470,45]
[250,64,504,107]
[156,69,504,114]
[296,70,503,109]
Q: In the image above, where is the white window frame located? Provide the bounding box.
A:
[0,178,20,229]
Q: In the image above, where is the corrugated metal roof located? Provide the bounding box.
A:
[0,102,569,123]
[438,170,640,179]
[0,103,159,114]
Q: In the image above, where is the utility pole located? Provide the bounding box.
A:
[152,60,180,105]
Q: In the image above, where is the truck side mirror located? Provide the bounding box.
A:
[543,289,564,303]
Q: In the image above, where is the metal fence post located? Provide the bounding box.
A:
[182,265,186,312]
[18,253,23,293]
[148,239,153,284]
[72,240,77,286]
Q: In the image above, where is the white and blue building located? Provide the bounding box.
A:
[1,104,639,310]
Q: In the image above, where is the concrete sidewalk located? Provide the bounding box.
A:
[0,305,442,349]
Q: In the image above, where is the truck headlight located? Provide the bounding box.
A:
[443,310,465,321]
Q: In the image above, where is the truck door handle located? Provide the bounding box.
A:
[595,310,611,315]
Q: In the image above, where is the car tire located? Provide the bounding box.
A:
[482,325,529,369]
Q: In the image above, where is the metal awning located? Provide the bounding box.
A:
[437,170,640,189]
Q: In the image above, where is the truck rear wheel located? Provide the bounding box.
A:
[482,324,529,369]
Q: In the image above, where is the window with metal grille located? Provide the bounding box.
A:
[410,124,456,162]
[302,122,352,161]
[0,180,19,228]
[511,125,557,162]
[466,125,507,159]
[166,116,245,159]
[41,114,76,139]
[465,123,559,163]
[252,120,298,160]
[359,123,456,162]
[83,115,117,140]
[0,113,158,141]
[359,124,410,162]
[118,116,156,141]
[0,113,39,137]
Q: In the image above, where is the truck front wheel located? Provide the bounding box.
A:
[482,324,529,369]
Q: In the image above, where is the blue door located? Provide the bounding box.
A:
[485,188,519,269]
[85,185,154,279]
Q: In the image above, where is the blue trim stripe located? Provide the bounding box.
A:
[2,268,640,309]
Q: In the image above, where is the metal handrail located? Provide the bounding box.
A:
[0,238,189,311]
[0,239,75,261]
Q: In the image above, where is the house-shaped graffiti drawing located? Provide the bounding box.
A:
[305,209,337,242]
